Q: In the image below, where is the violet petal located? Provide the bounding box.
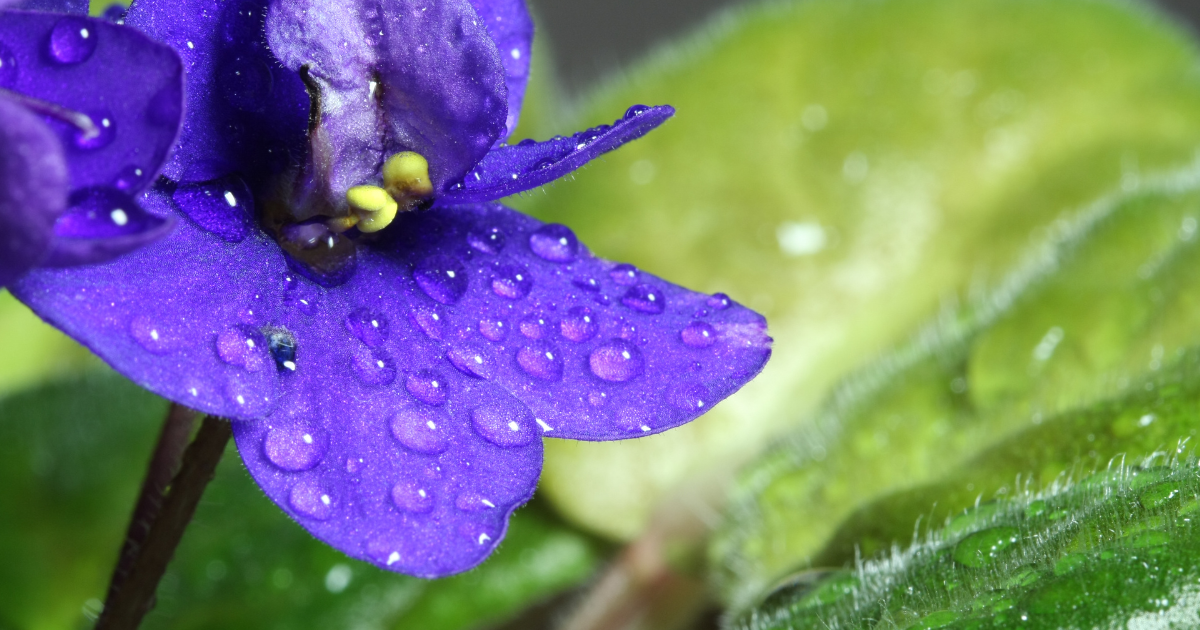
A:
[14,0,87,14]
[124,0,311,184]
[265,0,508,198]
[468,0,532,140]
[0,95,67,286]
[441,104,674,204]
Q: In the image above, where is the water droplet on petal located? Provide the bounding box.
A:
[346,308,389,347]
[405,369,447,405]
[215,327,266,371]
[279,221,358,288]
[455,492,496,512]
[265,328,297,372]
[113,165,149,192]
[573,277,600,292]
[351,347,396,386]
[414,255,468,305]
[680,321,716,348]
[478,317,507,342]
[624,104,650,119]
[467,226,505,254]
[561,306,599,343]
[48,17,97,65]
[173,176,255,243]
[390,406,449,454]
[621,284,666,314]
[263,426,327,471]
[129,315,172,354]
[609,264,639,286]
[517,341,563,381]
[529,224,579,263]
[392,481,434,513]
[73,111,116,150]
[289,480,335,520]
[519,313,553,339]
[218,55,273,112]
[55,187,155,239]
[707,293,732,310]
[669,382,708,411]
[0,42,18,89]
[491,263,532,299]
[447,345,491,379]
[589,339,644,382]
[471,398,537,447]
[409,304,448,340]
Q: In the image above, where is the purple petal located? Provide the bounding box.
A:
[13,0,87,14]
[124,0,310,184]
[0,11,184,193]
[11,198,769,573]
[468,0,532,140]
[441,104,674,204]
[265,0,508,198]
[0,96,67,286]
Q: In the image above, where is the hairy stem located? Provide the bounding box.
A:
[95,415,233,630]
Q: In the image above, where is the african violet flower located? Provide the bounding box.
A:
[0,1,182,287]
[9,0,772,576]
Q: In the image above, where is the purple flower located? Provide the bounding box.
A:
[0,2,183,286]
[8,0,772,577]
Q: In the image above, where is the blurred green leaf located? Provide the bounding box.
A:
[0,291,99,400]
[734,457,1200,629]
[0,373,604,630]
[512,0,1200,541]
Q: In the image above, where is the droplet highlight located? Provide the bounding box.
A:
[173,176,255,243]
[345,308,389,348]
[528,224,579,263]
[392,481,434,513]
[621,284,666,315]
[263,426,327,471]
[561,306,599,343]
[289,480,335,520]
[351,347,396,386]
[680,321,716,348]
[215,327,265,371]
[491,264,532,299]
[405,370,447,405]
[609,264,639,286]
[467,226,506,254]
[589,339,644,382]
[414,255,468,305]
[48,17,97,65]
[519,313,553,339]
[478,317,507,342]
[471,398,537,448]
[517,342,564,381]
[390,406,450,455]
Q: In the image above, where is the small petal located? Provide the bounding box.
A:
[0,96,67,286]
[467,0,533,140]
[14,0,88,13]
[441,104,674,204]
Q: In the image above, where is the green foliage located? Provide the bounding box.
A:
[734,460,1200,630]
[0,373,604,630]
[513,0,1200,542]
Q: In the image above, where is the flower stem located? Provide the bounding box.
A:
[95,413,233,630]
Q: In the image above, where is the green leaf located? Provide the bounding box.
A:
[735,459,1200,630]
[0,373,605,630]
[511,0,1200,541]
[0,291,99,400]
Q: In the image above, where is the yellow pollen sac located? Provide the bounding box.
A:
[382,151,434,207]
[345,185,399,233]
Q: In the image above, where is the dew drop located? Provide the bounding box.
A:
[624,104,651,119]
[0,42,17,89]
[621,284,666,314]
[173,176,255,243]
[414,255,468,305]
[113,165,148,192]
[478,317,507,342]
[391,481,434,513]
[471,398,537,447]
[351,347,396,386]
[218,55,273,112]
[528,224,579,263]
[345,308,389,347]
[669,382,708,411]
[215,327,266,371]
[279,221,357,288]
[48,17,97,65]
[589,339,644,382]
[517,342,563,381]
[609,264,638,286]
[405,369,447,405]
[409,304,448,340]
[519,313,553,339]
[680,321,716,348]
[289,480,335,520]
[953,527,1021,568]
[265,328,297,372]
[455,492,496,512]
[73,111,116,150]
[572,277,600,292]
[55,187,153,239]
[129,315,172,354]
[490,263,532,299]
[263,426,327,471]
[561,306,599,343]
[707,293,732,310]
[467,226,506,254]
[391,406,449,454]
[447,345,491,379]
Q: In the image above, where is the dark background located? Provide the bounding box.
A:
[528,0,1200,96]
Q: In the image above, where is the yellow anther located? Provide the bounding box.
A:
[345,185,399,233]
[382,151,434,206]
